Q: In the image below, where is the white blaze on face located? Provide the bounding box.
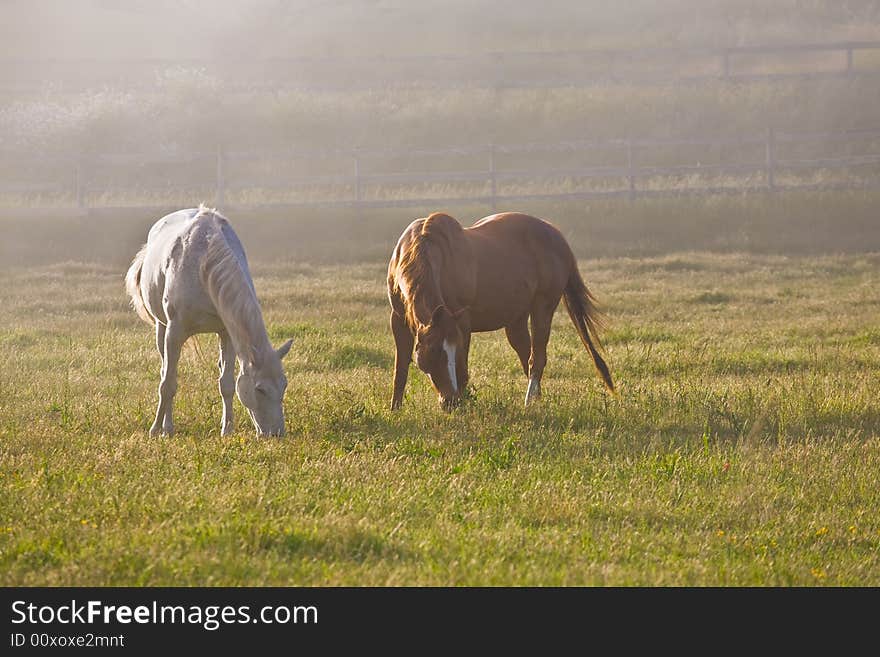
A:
[443,340,458,394]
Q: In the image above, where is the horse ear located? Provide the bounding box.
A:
[276,338,293,359]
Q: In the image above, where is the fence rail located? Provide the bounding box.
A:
[1,127,879,215]
[2,40,880,93]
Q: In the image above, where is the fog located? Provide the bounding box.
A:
[6,1,875,60]
[1,1,879,266]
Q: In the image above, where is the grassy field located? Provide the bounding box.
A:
[5,191,880,268]
[1,248,879,586]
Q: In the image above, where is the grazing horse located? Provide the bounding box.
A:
[387,211,614,410]
[125,205,293,436]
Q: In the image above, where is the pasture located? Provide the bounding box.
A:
[1,245,878,585]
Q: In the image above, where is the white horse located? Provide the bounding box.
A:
[125,205,293,437]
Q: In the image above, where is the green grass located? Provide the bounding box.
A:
[1,251,879,586]
[5,190,880,268]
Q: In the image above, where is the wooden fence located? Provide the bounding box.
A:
[2,41,880,94]
[2,126,879,216]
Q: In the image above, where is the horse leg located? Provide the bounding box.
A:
[150,322,166,436]
[150,321,184,436]
[154,321,166,358]
[505,314,531,377]
[390,311,414,410]
[525,301,558,406]
[218,330,235,436]
[459,329,471,395]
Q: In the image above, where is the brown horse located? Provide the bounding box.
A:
[387,211,614,410]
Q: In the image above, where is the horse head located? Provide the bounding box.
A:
[235,338,294,436]
[414,305,467,411]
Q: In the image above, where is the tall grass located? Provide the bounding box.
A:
[3,190,880,268]
[4,75,878,157]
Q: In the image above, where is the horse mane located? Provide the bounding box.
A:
[396,213,462,329]
[198,207,270,365]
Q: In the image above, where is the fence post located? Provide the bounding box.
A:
[765,127,776,192]
[214,145,225,209]
[74,158,85,210]
[626,138,637,200]
[493,52,505,90]
[353,153,362,219]
[489,144,497,213]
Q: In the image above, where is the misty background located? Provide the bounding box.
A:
[1,0,880,265]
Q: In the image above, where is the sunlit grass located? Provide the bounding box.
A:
[0,251,878,585]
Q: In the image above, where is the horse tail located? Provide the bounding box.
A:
[125,243,153,325]
[562,267,615,393]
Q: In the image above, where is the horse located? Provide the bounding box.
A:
[386,211,614,411]
[125,205,293,436]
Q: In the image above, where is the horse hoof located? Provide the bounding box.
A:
[440,397,461,412]
[525,378,542,406]
[150,423,173,437]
